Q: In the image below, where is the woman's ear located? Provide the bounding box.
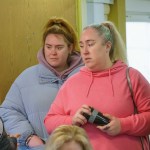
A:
[68,44,73,54]
[105,41,112,53]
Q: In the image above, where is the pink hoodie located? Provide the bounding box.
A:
[44,61,150,150]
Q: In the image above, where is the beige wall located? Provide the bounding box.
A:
[0,0,77,103]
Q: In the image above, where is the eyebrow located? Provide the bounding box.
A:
[79,40,96,44]
[45,43,64,47]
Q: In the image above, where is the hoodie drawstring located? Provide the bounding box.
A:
[109,69,114,96]
[86,72,94,97]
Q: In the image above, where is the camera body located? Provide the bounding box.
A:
[82,107,110,126]
[0,117,17,150]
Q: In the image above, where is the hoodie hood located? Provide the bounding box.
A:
[37,48,84,79]
[80,61,128,97]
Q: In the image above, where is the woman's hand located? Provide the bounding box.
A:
[27,135,44,147]
[97,114,121,136]
[72,105,91,126]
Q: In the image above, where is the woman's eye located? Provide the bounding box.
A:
[57,47,63,50]
[88,43,94,47]
[47,46,51,49]
[79,45,84,48]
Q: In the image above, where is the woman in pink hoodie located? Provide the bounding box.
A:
[44,21,150,150]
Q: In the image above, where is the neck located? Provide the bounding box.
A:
[107,60,113,68]
[55,64,69,73]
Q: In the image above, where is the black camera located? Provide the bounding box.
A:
[82,107,110,126]
[0,117,17,150]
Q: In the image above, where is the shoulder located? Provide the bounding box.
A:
[128,67,150,86]
[15,65,39,81]
[128,67,147,80]
[16,64,53,80]
[12,65,41,88]
[13,64,57,88]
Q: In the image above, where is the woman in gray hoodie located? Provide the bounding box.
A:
[0,17,83,150]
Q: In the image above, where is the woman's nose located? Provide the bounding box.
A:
[82,45,89,54]
[50,47,57,54]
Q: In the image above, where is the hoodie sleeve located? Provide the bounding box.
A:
[44,85,73,134]
[120,68,150,136]
[0,82,34,146]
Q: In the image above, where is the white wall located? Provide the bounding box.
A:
[80,0,114,29]
[126,0,150,83]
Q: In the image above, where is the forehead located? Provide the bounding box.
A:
[80,28,101,41]
[46,34,66,43]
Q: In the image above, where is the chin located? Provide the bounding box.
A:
[49,63,59,67]
[85,65,94,70]
[86,65,100,72]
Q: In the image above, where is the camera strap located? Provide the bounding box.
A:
[126,67,150,150]
[88,109,98,123]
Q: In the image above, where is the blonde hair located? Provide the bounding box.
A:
[84,21,127,63]
[45,125,93,150]
[43,17,79,52]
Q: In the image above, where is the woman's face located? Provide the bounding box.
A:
[44,34,72,72]
[79,28,111,72]
[60,141,83,150]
